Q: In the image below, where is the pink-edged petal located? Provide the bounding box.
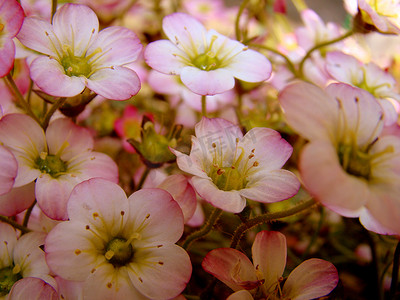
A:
[252,231,287,294]
[224,49,272,83]
[227,290,254,300]
[45,221,106,281]
[195,117,243,141]
[0,145,17,195]
[325,83,383,146]
[359,208,399,235]
[0,222,17,267]
[325,51,362,84]
[147,70,183,94]
[202,247,259,292]
[69,151,119,183]
[0,0,24,37]
[84,264,147,300]
[88,26,142,67]
[67,178,128,235]
[35,173,80,220]
[240,127,293,171]
[283,258,338,300]
[299,141,367,217]
[144,40,189,75]
[86,66,140,100]
[0,39,15,78]
[279,82,338,142]
[0,183,36,216]
[380,98,398,126]
[170,146,209,179]
[186,201,205,227]
[191,177,246,213]
[52,3,99,57]
[162,12,206,54]
[123,188,184,245]
[46,118,93,161]
[30,56,86,97]
[181,66,235,95]
[9,278,58,300]
[240,169,300,203]
[17,18,61,56]
[127,245,192,299]
[158,174,197,223]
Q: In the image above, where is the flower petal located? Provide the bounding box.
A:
[181,66,235,95]
[0,145,17,195]
[170,145,209,179]
[0,39,16,78]
[283,258,338,300]
[127,245,192,299]
[279,81,338,142]
[67,178,129,235]
[123,188,184,245]
[144,40,189,75]
[299,141,367,217]
[17,17,61,56]
[52,3,99,57]
[202,247,260,292]
[0,183,36,216]
[191,177,246,213]
[9,278,58,300]
[240,169,300,203]
[0,222,17,267]
[252,231,287,295]
[0,0,24,37]
[87,26,142,67]
[30,56,86,97]
[86,66,141,100]
[162,12,206,54]
[227,290,254,300]
[45,118,93,161]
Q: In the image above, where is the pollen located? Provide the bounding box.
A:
[93,212,99,219]
[106,282,112,289]
[74,249,82,255]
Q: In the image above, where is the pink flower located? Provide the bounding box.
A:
[171,117,300,213]
[0,0,24,78]
[17,3,142,100]
[0,113,119,220]
[9,278,58,300]
[45,178,192,300]
[279,82,400,235]
[358,0,400,34]
[144,12,272,95]
[202,231,338,299]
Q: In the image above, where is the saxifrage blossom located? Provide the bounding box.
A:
[17,3,142,100]
[171,117,300,213]
[202,230,338,299]
[0,0,24,78]
[279,82,400,235]
[0,113,118,220]
[144,12,272,95]
[45,178,192,300]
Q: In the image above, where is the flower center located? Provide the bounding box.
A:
[210,166,248,191]
[193,52,220,71]
[0,265,22,296]
[104,237,134,267]
[61,55,92,77]
[35,152,67,178]
[338,144,371,179]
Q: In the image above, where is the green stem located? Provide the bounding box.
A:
[4,74,40,124]
[247,43,297,76]
[230,199,316,249]
[235,0,251,41]
[201,95,207,118]
[389,240,400,300]
[22,200,36,229]
[182,207,223,250]
[0,216,31,234]
[136,167,150,191]
[41,97,66,130]
[298,30,354,78]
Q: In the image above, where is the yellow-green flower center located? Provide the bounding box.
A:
[209,166,248,191]
[0,265,22,296]
[35,153,67,178]
[61,55,92,77]
[338,144,371,179]
[193,52,220,71]
[105,237,134,267]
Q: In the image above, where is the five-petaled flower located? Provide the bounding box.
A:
[171,117,300,213]
[45,178,192,300]
[17,3,142,100]
[144,12,272,95]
